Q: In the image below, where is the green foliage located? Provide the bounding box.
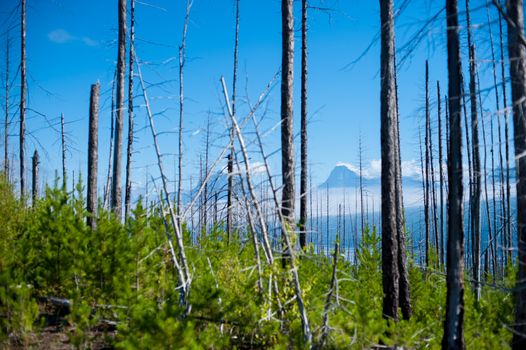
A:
[0,176,515,348]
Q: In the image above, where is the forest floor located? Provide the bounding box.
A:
[3,301,115,350]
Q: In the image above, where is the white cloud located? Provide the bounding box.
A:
[48,29,74,44]
[82,37,99,47]
[48,29,99,47]
[401,160,422,179]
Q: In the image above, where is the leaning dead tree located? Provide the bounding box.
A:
[124,0,135,220]
[19,0,26,198]
[443,0,465,348]
[280,0,296,259]
[136,50,191,307]
[379,0,400,321]
[221,75,312,344]
[111,0,127,217]
[505,0,526,347]
[299,0,309,250]
[87,83,100,230]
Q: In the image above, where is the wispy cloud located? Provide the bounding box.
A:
[48,29,74,44]
[48,29,99,47]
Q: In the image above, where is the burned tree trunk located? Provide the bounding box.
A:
[125,0,135,220]
[111,0,127,217]
[299,0,309,250]
[4,38,9,178]
[227,0,240,243]
[177,0,192,223]
[425,61,431,267]
[499,8,512,267]
[87,83,100,230]
[438,81,445,267]
[466,0,481,300]
[379,0,399,321]
[506,0,526,347]
[281,0,295,262]
[31,150,38,204]
[394,56,411,320]
[443,0,465,348]
[61,113,67,190]
[469,43,482,301]
[19,0,26,198]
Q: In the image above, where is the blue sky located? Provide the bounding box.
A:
[0,0,510,196]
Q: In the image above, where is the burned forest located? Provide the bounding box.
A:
[1,0,526,349]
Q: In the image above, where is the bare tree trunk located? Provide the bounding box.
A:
[425,61,431,268]
[87,83,100,230]
[103,71,116,209]
[505,0,526,347]
[203,116,210,235]
[419,128,428,266]
[136,51,190,307]
[61,113,67,190]
[4,38,9,177]
[487,1,508,273]
[462,84,473,272]
[499,9,512,266]
[469,43,482,301]
[394,56,411,320]
[281,0,296,263]
[111,0,127,218]
[379,0,399,321]
[443,0,465,348]
[299,0,309,250]
[466,0,481,300]
[19,0,26,198]
[125,0,135,221]
[486,1,503,277]
[359,136,365,237]
[227,0,240,244]
[177,0,192,225]
[429,79,440,265]
[438,81,445,267]
[480,80,497,278]
[489,102,502,275]
[31,150,38,204]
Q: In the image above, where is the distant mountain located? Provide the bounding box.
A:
[319,164,421,189]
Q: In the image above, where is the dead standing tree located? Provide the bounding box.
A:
[466,0,481,300]
[87,83,100,230]
[61,113,67,190]
[299,0,309,250]
[227,0,240,243]
[503,0,526,347]
[124,0,135,220]
[4,37,9,177]
[281,0,295,264]
[111,0,127,217]
[379,0,400,321]
[31,150,38,203]
[443,0,465,348]
[177,0,192,226]
[19,0,26,198]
